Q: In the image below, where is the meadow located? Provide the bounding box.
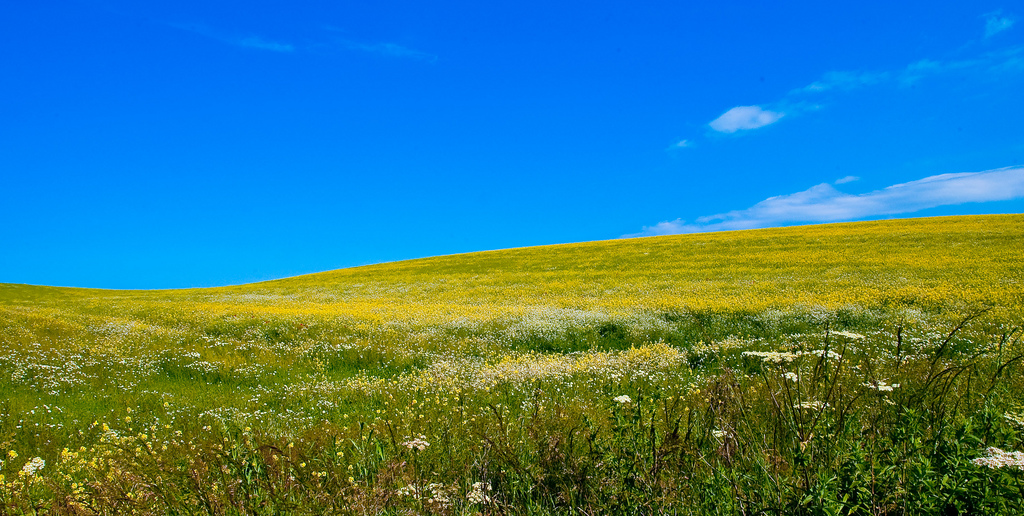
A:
[1,214,1023,514]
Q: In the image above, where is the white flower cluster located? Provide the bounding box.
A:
[741,351,798,363]
[1003,412,1024,429]
[863,380,900,392]
[467,481,493,504]
[972,447,1024,470]
[783,372,799,382]
[798,349,842,361]
[402,435,430,451]
[831,331,866,340]
[21,457,45,476]
[613,395,632,404]
[396,482,455,507]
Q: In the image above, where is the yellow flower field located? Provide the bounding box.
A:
[1,214,1023,514]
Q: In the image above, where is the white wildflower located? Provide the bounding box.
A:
[742,351,798,363]
[863,380,900,392]
[426,483,452,506]
[21,457,45,476]
[398,482,453,507]
[1004,412,1024,429]
[831,331,866,340]
[402,435,430,451]
[396,485,418,498]
[972,447,1024,470]
[798,349,841,360]
[613,395,632,404]
[783,372,799,382]
[467,481,493,504]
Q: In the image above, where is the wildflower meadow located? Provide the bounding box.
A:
[1,214,1023,514]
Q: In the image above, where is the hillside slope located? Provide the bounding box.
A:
[2,214,1023,514]
[3,214,1023,329]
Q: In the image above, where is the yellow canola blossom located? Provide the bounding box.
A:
[3,215,1021,339]
[0,214,1021,409]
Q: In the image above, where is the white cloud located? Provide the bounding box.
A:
[169,23,295,52]
[624,166,1024,237]
[835,175,860,184]
[623,219,697,237]
[985,10,1016,38]
[709,106,785,133]
[673,140,691,148]
[680,27,1023,146]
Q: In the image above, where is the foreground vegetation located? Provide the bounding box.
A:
[1,214,1023,514]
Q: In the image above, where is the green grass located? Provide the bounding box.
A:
[1,214,1023,514]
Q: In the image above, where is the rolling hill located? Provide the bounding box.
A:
[1,214,1022,514]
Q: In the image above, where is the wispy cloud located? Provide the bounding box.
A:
[795,71,888,94]
[835,175,860,184]
[709,106,785,133]
[168,22,436,61]
[321,26,437,62]
[694,44,1023,139]
[896,45,1024,85]
[234,36,295,52]
[624,166,1024,237]
[170,23,295,52]
[684,13,1023,143]
[985,10,1016,38]
[345,42,437,62]
[796,15,1022,92]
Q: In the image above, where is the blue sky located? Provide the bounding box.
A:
[2,1,1023,288]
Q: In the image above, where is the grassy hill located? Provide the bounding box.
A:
[2,214,1023,514]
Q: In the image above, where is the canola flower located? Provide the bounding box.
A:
[0,215,1021,513]
[0,215,1019,414]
